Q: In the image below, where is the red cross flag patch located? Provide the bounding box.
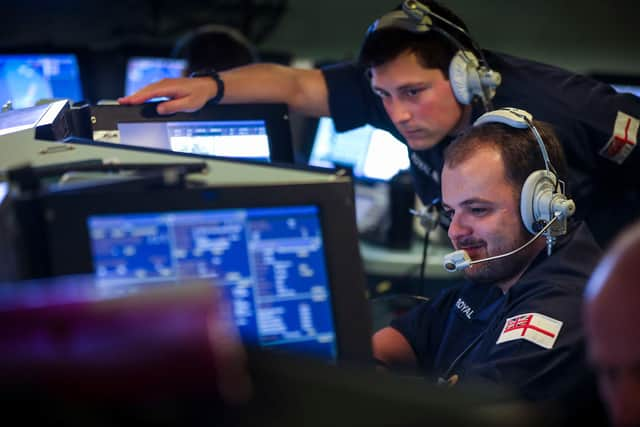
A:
[496,313,563,349]
[599,111,639,164]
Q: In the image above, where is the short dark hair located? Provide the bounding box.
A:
[443,121,570,197]
[173,24,258,75]
[358,0,470,78]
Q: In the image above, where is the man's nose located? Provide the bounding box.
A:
[447,212,471,243]
[385,99,411,124]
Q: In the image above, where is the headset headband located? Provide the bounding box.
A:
[368,1,480,59]
[474,108,553,176]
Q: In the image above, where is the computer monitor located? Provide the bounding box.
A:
[0,54,84,108]
[308,117,412,235]
[5,181,372,363]
[309,117,410,182]
[124,57,187,97]
[90,103,294,163]
[88,205,337,358]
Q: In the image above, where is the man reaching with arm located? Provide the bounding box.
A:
[119,63,330,117]
[119,0,640,246]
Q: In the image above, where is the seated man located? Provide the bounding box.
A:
[373,108,602,401]
[584,221,640,427]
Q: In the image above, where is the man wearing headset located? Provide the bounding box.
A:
[372,108,602,405]
[119,0,640,246]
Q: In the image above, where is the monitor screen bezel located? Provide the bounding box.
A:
[28,181,372,363]
[89,102,294,164]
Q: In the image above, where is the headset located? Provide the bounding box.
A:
[367,0,501,110]
[442,107,576,272]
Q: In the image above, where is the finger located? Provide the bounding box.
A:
[156,96,204,115]
[118,78,188,104]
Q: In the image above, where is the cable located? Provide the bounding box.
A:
[437,328,487,386]
[410,199,441,296]
[419,226,430,296]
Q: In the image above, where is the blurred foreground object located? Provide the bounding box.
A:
[585,220,640,427]
[0,275,251,424]
[0,275,548,427]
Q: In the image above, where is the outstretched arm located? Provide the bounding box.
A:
[118,63,330,116]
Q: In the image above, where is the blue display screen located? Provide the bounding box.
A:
[87,205,337,360]
[0,54,84,108]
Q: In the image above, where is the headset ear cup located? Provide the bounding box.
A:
[449,50,470,104]
[520,170,558,234]
[448,50,481,105]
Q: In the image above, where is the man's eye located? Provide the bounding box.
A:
[470,208,488,216]
[442,209,453,219]
[405,87,424,97]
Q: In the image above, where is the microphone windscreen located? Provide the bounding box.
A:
[442,249,470,272]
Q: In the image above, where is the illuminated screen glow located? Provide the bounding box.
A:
[87,205,337,360]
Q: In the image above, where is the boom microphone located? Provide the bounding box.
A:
[442,213,561,272]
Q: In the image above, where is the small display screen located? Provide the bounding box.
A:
[116,120,271,161]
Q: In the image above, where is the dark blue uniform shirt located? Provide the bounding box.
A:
[389,222,601,400]
[322,51,640,245]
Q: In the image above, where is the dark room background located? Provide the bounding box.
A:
[2,0,638,102]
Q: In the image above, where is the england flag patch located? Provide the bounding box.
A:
[599,111,639,164]
[496,313,563,349]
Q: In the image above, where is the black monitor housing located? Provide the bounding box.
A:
[1,177,371,364]
[89,102,294,164]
